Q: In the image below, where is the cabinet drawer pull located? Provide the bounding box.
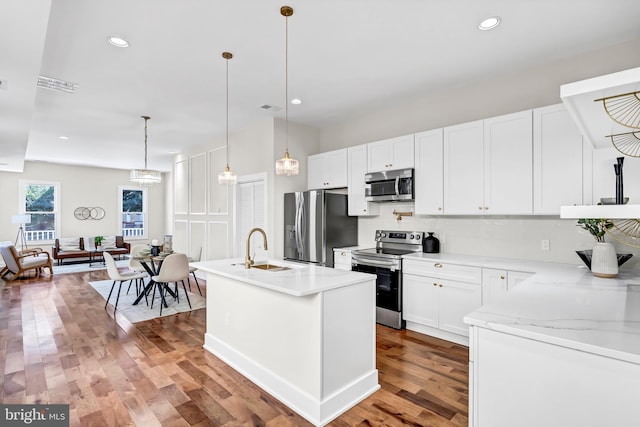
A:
[433,283,438,287]
[341,252,346,256]
[439,284,443,287]
[478,206,483,210]
[437,207,442,211]
[500,275,505,280]
[434,263,443,268]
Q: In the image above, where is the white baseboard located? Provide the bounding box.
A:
[204,333,379,426]
[405,321,469,346]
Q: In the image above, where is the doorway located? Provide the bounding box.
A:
[233,173,267,259]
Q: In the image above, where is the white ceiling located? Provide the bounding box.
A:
[2,0,640,173]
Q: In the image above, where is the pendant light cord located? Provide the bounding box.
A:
[226,54,230,168]
[285,9,289,153]
[142,115,150,169]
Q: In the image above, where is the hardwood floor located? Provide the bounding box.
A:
[0,269,469,426]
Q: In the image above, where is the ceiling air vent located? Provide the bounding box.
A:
[0,79,7,90]
[260,104,281,112]
[37,75,78,94]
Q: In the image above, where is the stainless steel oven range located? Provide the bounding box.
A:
[351,230,424,329]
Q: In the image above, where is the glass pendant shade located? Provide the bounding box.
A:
[275,149,299,176]
[218,164,237,184]
[130,169,162,186]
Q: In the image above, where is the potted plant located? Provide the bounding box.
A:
[94,235,105,250]
[576,219,617,278]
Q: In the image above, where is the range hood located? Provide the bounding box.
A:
[560,66,640,149]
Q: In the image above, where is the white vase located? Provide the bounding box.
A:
[591,242,618,278]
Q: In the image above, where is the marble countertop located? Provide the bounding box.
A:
[191,258,374,297]
[463,263,640,364]
[402,252,572,273]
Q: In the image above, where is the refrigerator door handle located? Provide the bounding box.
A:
[296,194,304,256]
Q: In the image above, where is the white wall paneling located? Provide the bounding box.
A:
[173,220,189,255]
[189,220,207,260]
[207,221,230,260]
[189,153,207,215]
[208,147,229,215]
[174,159,189,214]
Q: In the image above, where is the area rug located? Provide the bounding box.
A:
[89,279,206,322]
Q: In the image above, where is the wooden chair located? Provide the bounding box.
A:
[0,243,53,280]
[151,253,191,316]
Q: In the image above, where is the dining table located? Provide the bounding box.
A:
[131,254,177,306]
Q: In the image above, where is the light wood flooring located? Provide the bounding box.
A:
[0,268,469,426]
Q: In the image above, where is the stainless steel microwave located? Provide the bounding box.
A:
[365,168,414,202]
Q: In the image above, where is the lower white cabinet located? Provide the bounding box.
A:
[403,259,482,344]
[333,248,354,271]
[482,268,534,305]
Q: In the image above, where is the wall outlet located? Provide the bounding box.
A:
[541,239,550,251]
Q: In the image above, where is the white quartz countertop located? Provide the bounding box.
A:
[191,258,374,297]
[463,263,640,365]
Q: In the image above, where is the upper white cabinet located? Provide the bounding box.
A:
[347,144,379,216]
[444,111,533,215]
[533,104,591,214]
[483,110,533,215]
[443,120,485,214]
[307,148,348,190]
[367,134,415,172]
[414,129,444,215]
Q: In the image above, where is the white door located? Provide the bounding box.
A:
[234,174,267,259]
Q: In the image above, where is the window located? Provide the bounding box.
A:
[119,186,148,239]
[19,180,60,243]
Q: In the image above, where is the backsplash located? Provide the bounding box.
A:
[357,202,640,269]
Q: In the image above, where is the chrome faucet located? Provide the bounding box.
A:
[245,227,268,268]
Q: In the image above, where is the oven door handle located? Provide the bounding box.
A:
[352,257,399,271]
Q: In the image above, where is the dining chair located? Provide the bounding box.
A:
[127,244,150,292]
[103,252,147,312]
[188,246,202,295]
[150,253,191,316]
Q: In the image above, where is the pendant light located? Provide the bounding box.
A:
[275,5,299,176]
[218,51,237,185]
[130,115,162,186]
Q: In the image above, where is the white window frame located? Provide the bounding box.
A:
[18,179,60,244]
[118,185,148,240]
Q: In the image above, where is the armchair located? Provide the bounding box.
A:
[0,243,53,280]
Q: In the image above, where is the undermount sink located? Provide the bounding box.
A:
[252,263,291,272]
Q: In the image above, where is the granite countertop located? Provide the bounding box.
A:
[191,258,374,297]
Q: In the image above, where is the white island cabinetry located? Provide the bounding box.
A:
[193,259,378,427]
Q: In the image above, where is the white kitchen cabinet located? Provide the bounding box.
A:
[403,258,482,345]
[367,134,415,173]
[533,103,591,214]
[444,111,533,215]
[507,270,533,290]
[414,129,444,215]
[444,120,485,214]
[483,110,533,214]
[347,144,379,216]
[307,148,348,190]
[482,268,534,305]
[481,268,507,305]
[333,247,354,271]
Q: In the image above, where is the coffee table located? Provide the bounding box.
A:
[89,249,106,267]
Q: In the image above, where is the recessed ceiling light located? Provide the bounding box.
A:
[290,98,302,105]
[478,16,501,31]
[58,136,69,140]
[107,36,129,48]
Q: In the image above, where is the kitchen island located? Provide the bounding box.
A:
[191,258,378,427]
[464,265,640,427]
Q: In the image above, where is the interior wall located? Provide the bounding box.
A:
[0,161,166,254]
[315,38,640,267]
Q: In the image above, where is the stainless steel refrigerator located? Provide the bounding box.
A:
[284,190,358,267]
